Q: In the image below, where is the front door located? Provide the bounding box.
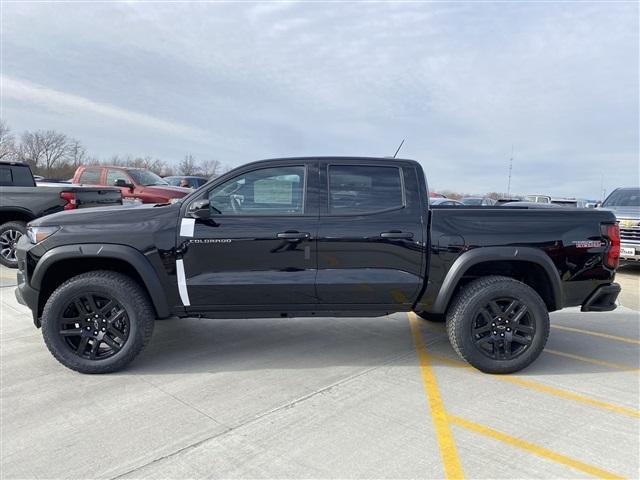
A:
[316,160,426,307]
[179,161,318,311]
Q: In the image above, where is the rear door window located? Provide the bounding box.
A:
[328,165,404,214]
[79,168,102,185]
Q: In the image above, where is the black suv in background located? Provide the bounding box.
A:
[15,157,620,374]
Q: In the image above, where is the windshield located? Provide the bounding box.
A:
[603,189,640,207]
[462,198,482,205]
[129,170,168,186]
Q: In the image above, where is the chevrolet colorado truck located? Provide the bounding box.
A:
[15,157,621,374]
[0,160,122,268]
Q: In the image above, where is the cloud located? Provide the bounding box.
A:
[1,75,208,142]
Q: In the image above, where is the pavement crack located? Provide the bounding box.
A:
[110,348,418,479]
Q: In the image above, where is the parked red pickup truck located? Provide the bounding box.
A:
[72,166,191,204]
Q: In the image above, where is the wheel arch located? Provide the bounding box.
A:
[432,247,563,314]
[32,244,170,324]
[0,208,35,225]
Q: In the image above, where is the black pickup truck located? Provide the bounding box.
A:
[0,161,122,268]
[15,157,621,374]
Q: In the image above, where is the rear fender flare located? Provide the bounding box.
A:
[431,246,562,314]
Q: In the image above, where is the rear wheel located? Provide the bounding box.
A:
[446,276,549,374]
[0,221,27,268]
[41,271,155,373]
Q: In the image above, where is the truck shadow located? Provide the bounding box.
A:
[125,313,640,377]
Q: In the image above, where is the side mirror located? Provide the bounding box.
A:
[115,179,134,191]
[188,199,211,219]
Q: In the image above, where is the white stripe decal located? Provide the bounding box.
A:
[176,258,190,306]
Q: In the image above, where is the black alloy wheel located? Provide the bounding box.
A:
[58,293,130,360]
[471,297,535,360]
[41,270,155,373]
[446,275,549,374]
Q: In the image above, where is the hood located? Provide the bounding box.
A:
[143,185,191,197]
[30,203,180,227]
[599,206,640,220]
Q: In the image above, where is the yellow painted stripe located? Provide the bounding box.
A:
[544,348,640,372]
[449,414,625,480]
[409,314,465,479]
[551,324,640,345]
[426,352,640,419]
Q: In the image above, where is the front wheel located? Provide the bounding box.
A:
[41,271,155,373]
[446,276,549,374]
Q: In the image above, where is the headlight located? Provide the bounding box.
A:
[169,198,182,204]
[26,226,60,244]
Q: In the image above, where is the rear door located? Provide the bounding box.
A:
[179,160,319,310]
[316,160,426,307]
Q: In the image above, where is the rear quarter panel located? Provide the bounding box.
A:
[418,207,618,311]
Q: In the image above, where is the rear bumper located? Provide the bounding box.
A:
[581,283,620,312]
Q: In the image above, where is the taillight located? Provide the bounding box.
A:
[60,191,77,210]
[601,223,620,269]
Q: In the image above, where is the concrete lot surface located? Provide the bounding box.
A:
[1,265,638,479]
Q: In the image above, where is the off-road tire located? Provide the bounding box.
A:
[41,271,155,373]
[0,221,27,268]
[413,312,446,323]
[446,275,549,374]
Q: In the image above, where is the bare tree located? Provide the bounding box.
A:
[68,139,86,167]
[0,120,16,161]
[198,158,222,178]
[179,154,197,175]
[19,130,70,173]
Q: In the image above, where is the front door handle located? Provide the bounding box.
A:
[277,231,311,241]
[380,231,414,239]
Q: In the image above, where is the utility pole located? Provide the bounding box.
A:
[507,145,514,197]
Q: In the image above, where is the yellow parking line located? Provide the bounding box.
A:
[409,314,465,479]
[544,348,640,372]
[551,324,640,345]
[426,352,640,419]
[449,415,625,480]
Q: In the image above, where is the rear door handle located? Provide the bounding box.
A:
[380,231,414,239]
[277,231,310,241]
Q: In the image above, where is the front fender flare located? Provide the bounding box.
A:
[32,244,170,319]
[431,246,563,314]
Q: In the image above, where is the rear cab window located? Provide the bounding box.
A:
[0,165,36,187]
[327,165,404,214]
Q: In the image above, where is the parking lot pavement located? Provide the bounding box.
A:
[1,265,639,479]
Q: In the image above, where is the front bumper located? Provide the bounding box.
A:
[620,243,640,262]
[14,237,40,325]
[581,283,621,312]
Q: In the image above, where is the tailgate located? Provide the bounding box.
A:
[71,188,122,208]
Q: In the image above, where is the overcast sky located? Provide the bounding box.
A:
[1,1,638,198]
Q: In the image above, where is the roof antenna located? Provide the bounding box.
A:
[393,139,405,158]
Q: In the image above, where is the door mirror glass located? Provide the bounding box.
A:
[188,199,211,219]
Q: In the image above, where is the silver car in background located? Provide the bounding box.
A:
[601,187,640,263]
